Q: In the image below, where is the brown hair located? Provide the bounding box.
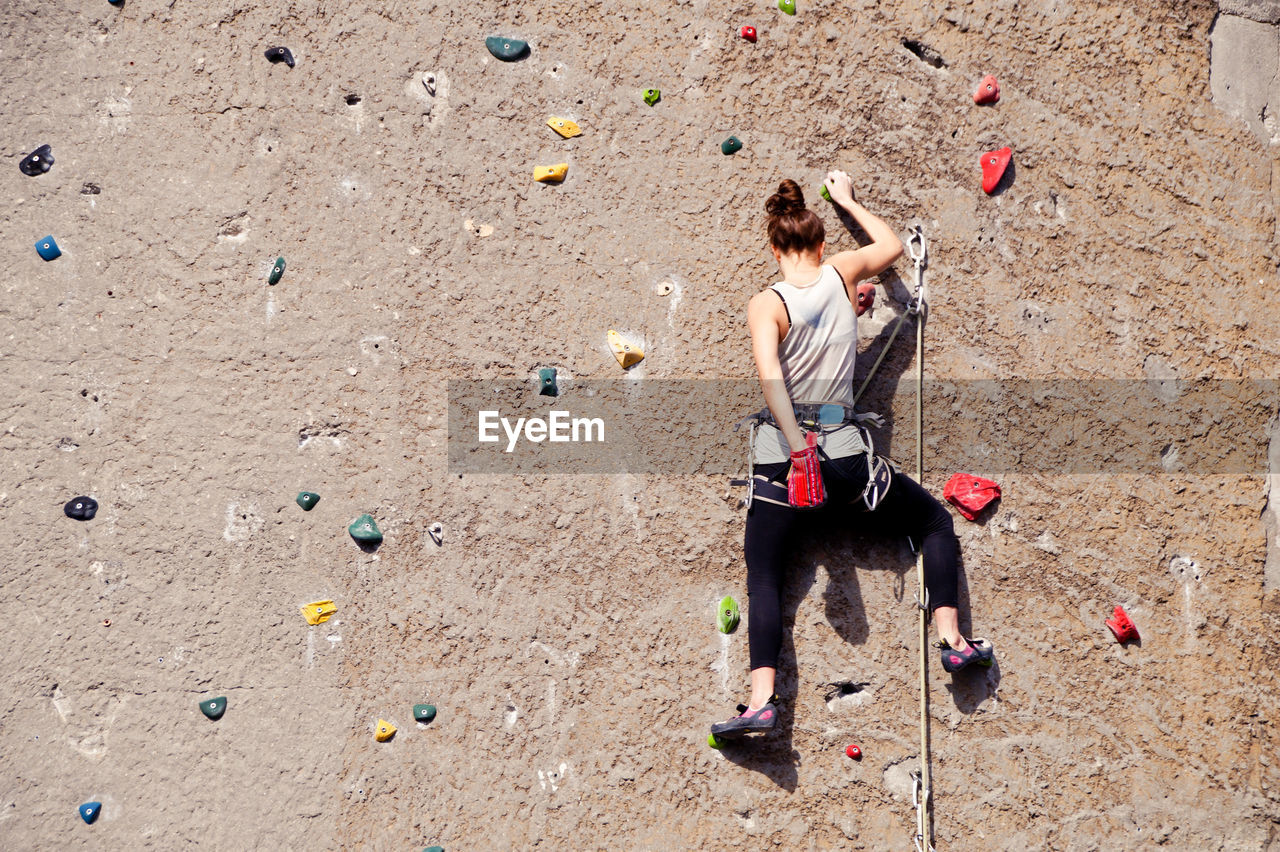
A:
[765,179,825,255]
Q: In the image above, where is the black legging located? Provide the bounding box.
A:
[744,453,961,671]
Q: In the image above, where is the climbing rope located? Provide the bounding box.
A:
[906,225,936,852]
[850,225,929,410]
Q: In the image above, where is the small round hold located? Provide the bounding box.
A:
[19,144,54,177]
[265,46,295,68]
[656,281,674,296]
[102,619,111,627]
[64,496,98,521]
[708,733,724,749]
[846,743,862,760]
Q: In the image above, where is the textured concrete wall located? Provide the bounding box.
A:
[2,0,1279,849]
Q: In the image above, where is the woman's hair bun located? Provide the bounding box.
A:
[765,179,806,217]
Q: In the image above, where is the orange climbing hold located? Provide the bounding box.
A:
[973,75,1000,105]
[943,473,1001,520]
[980,147,1012,194]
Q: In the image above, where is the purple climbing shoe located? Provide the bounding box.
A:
[938,637,995,673]
[711,696,779,738]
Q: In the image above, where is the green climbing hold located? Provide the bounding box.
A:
[538,367,558,397]
[296,492,320,511]
[708,733,725,749]
[779,0,796,14]
[643,88,661,106]
[199,696,227,720]
[268,256,285,285]
[486,36,529,61]
[718,595,740,634]
[820,185,832,202]
[413,704,437,723]
[721,136,742,155]
[349,514,383,543]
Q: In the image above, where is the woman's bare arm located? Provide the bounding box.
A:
[748,291,807,453]
[822,170,904,291]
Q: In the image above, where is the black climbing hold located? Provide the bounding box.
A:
[265,47,295,68]
[79,801,102,824]
[199,696,227,720]
[413,703,437,723]
[296,491,320,511]
[486,36,529,61]
[81,183,101,195]
[64,496,98,521]
[19,144,53,177]
[538,367,558,397]
[902,38,946,68]
[268,256,285,285]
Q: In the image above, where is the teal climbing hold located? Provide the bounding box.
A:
[79,801,101,824]
[779,0,796,14]
[296,492,320,511]
[538,367,558,397]
[199,696,227,720]
[718,595,740,634]
[721,136,742,155]
[349,514,383,543]
[486,36,529,61]
[35,236,61,261]
[268,256,285,285]
[643,88,661,106]
[413,704,437,723]
[424,847,445,852]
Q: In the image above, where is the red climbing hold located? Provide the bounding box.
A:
[855,282,875,316]
[973,75,1000,105]
[943,473,1001,521]
[1106,606,1139,643]
[741,25,757,42]
[845,744,862,760]
[980,147,1012,194]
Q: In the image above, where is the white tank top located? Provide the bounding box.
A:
[754,265,868,464]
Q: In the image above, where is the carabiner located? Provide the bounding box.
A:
[907,224,926,267]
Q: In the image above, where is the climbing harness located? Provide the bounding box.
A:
[907,224,936,852]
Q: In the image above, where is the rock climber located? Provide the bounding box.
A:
[712,173,994,739]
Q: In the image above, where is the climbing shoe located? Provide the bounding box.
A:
[711,695,780,737]
[937,637,994,673]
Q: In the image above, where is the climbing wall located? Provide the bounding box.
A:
[3,0,1279,848]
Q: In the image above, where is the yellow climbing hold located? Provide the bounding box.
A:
[534,163,569,183]
[375,719,397,742]
[608,330,644,368]
[546,117,582,138]
[300,600,337,625]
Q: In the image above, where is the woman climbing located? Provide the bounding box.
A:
[711,173,994,739]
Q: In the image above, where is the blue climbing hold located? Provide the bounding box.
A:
[79,802,101,824]
[35,236,61,261]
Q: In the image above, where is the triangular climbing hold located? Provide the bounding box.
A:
[973,74,1000,105]
[980,147,1012,194]
[413,704,437,723]
[718,595,740,634]
[546,117,582,139]
[375,719,397,741]
[607,330,644,368]
[486,36,529,61]
[296,491,320,511]
[199,696,227,720]
[301,600,337,625]
[35,236,61,261]
[534,163,568,183]
[79,802,101,824]
[943,472,1001,520]
[349,514,383,543]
